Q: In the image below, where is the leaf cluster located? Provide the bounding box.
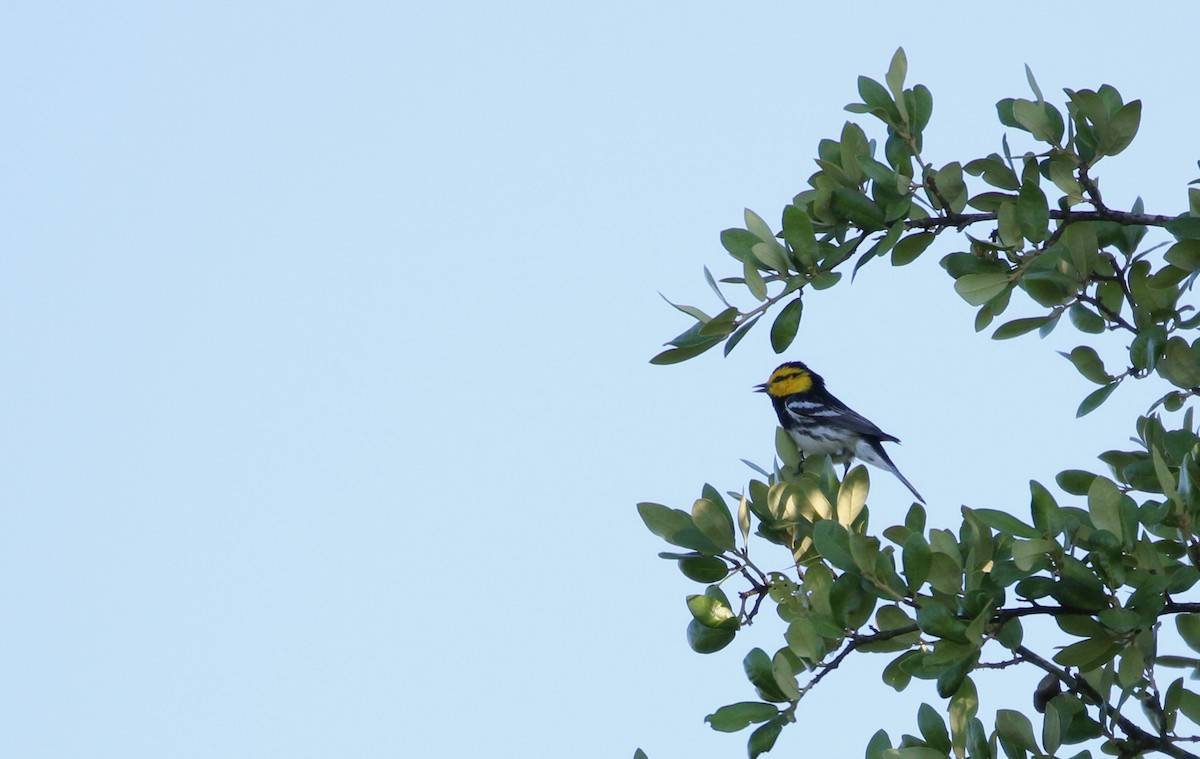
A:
[639,49,1200,759]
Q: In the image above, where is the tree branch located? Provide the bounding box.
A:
[1014,644,1199,759]
[906,208,1177,232]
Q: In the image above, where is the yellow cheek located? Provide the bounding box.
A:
[770,373,812,396]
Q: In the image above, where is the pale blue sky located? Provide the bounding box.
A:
[4,3,1200,758]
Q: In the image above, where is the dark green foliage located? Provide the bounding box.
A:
[639,48,1200,759]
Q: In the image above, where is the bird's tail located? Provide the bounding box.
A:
[856,440,925,504]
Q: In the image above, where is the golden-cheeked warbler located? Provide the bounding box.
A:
[756,361,924,504]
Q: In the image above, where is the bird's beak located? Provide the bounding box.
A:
[753,383,768,393]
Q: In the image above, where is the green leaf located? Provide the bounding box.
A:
[1087,477,1124,539]
[992,315,1050,340]
[769,298,804,354]
[1056,469,1097,495]
[891,232,936,266]
[1159,336,1200,388]
[687,593,739,630]
[1012,538,1055,571]
[705,702,780,733]
[634,750,649,759]
[865,730,891,759]
[692,497,736,552]
[916,602,969,644]
[650,338,721,365]
[637,502,723,553]
[785,617,824,660]
[971,508,1040,539]
[1166,215,1200,240]
[738,497,751,545]
[903,534,931,591]
[751,241,791,275]
[1077,382,1118,417]
[698,307,738,338]
[703,266,731,307]
[885,48,908,121]
[720,228,759,261]
[1068,303,1106,334]
[781,205,818,266]
[686,619,736,653]
[836,465,869,527]
[744,208,775,243]
[678,556,728,583]
[855,76,898,123]
[949,678,978,755]
[1166,240,1200,272]
[724,315,761,357]
[813,519,855,571]
[744,648,790,703]
[1130,326,1167,372]
[1030,480,1063,536]
[1025,64,1044,102]
[748,718,785,759]
[743,253,768,301]
[1060,346,1112,385]
[1105,100,1141,155]
[1053,637,1120,670]
[995,710,1038,754]
[933,162,967,213]
[918,703,951,753]
[1018,181,1050,243]
[1178,615,1200,654]
[954,272,1010,306]
[831,187,885,230]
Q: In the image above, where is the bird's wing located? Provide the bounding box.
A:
[787,391,900,443]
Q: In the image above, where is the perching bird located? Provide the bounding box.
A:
[755,361,924,504]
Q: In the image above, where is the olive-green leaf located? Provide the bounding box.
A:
[885,48,908,120]
[1159,336,1200,388]
[744,648,790,703]
[637,502,723,553]
[836,465,869,527]
[693,496,737,552]
[1165,240,1200,272]
[995,710,1038,753]
[1105,100,1141,155]
[831,187,886,230]
[687,618,736,654]
[1076,382,1118,417]
[1087,477,1124,539]
[813,519,856,571]
[1012,538,1055,571]
[1053,637,1120,670]
[1178,615,1200,654]
[971,508,1040,539]
[916,601,969,644]
[748,718,785,759]
[679,556,729,583]
[743,253,768,301]
[954,272,1010,306]
[770,298,804,354]
[744,208,775,243]
[892,232,935,266]
[992,315,1050,340]
[1068,303,1106,334]
[705,702,780,733]
[1166,215,1200,241]
[1017,181,1050,243]
[687,593,739,630]
[918,703,951,753]
[1060,346,1112,385]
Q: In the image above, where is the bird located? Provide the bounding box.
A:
[755,361,924,504]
